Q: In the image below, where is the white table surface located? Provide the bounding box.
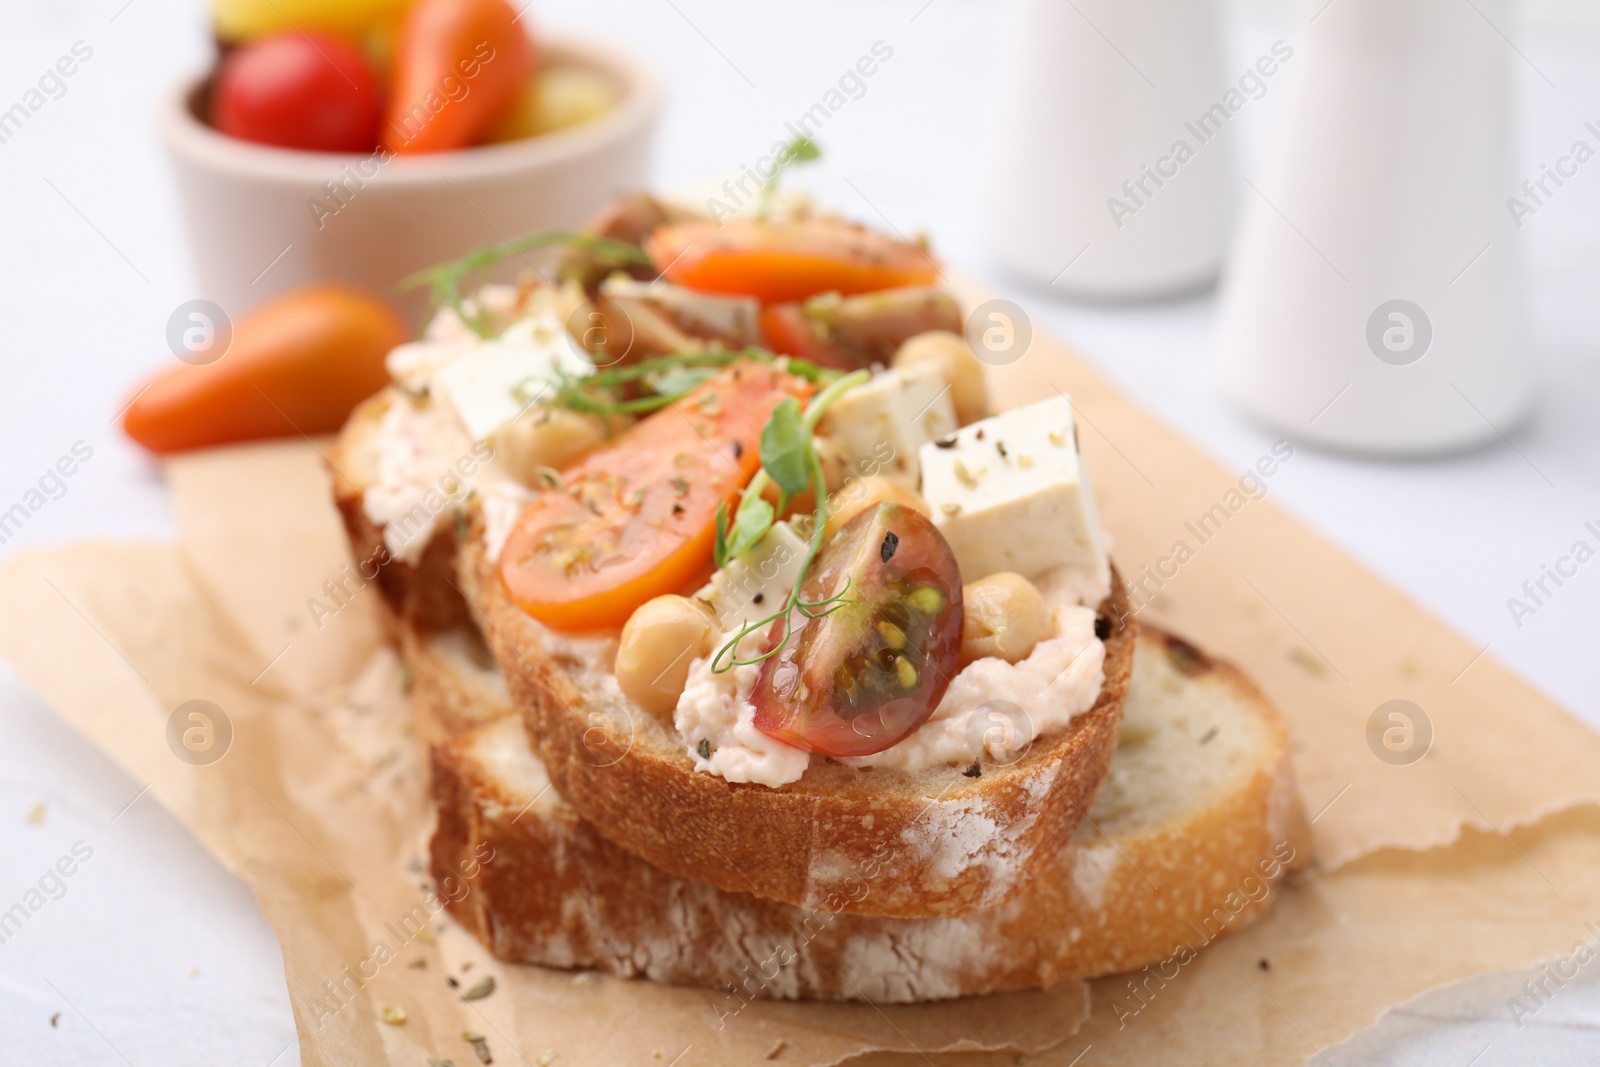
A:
[2,0,1597,1063]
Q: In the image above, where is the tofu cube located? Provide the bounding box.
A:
[917,395,1106,581]
[816,364,958,490]
[698,522,809,635]
[434,312,593,441]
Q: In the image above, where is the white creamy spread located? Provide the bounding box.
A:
[360,288,548,564]
[675,626,811,787]
[672,558,1112,787]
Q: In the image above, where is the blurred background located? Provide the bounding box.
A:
[1,0,1598,1062]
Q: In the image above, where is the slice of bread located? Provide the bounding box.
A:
[329,367,1133,919]
[424,624,1311,1002]
[459,531,1136,919]
[329,390,469,634]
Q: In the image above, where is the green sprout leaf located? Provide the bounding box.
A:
[759,136,823,217]
[649,365,719,398]
[759,397,811,496]
[724,493,775,563]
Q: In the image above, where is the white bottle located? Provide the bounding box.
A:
[1219,0,1533,456]
[986,0,1235,299]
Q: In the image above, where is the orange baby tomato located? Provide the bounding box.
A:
[382,0,537,153]
[122,285,405,454]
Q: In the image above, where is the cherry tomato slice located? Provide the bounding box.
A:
[211,31,382,152]
[497,362,811,631]
[751,503,963,757]
[647,219,940,304]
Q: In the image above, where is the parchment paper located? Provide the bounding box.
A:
[4,305,1599,1065]
[0,521,1089,1067]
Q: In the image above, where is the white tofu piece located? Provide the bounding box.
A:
[698,522,809,635]
[917,395,1106,581]
[816,364,958,490]
[433,312,593,441]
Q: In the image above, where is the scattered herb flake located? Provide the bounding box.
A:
[962,759,982,778]
[1198,726,1218,745]
[697,739,712,760]
[49,1012,59,1028]
[462,1031,493,1064]
[880,531,899,563]
[460,976,496,1001]
[933,435,958,449]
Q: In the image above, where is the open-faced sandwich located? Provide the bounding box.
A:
[329,184,1309,996]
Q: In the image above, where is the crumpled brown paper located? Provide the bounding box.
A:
[4,297,1600,1064]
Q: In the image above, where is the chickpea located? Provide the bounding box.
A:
[824,475,931,539]
[960,572,1052,666]
[615,595,715,717]
[490,405,609,489]
[893,331,989,426]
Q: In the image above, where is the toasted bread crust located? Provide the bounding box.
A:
[460,529,1136,919]
[426,626,1309,1001]
[327,392,467,634]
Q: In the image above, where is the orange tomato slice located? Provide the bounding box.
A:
[497,361,812,631]
[646,219,940,304]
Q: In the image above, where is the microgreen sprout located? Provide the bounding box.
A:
[539,349,841,421]
[710,369,868,673]
[758,135,821,218]
[397,231,651,338]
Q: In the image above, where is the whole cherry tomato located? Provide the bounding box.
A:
[383,0,536,154]
[122,285,405,454]
[752,503,964,757]
[211,31,382,152]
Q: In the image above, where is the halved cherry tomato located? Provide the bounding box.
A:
[212,31,382,152]
[383,0,536,154]
[752,503,964,757]
[122,285,405,454]
[646,219,940,304]
[761,286,964,370]
[498,362,812,631]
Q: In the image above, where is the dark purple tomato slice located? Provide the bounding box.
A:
[751,503,963,757]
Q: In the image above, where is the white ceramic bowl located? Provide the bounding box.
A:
[160,36,660,326]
